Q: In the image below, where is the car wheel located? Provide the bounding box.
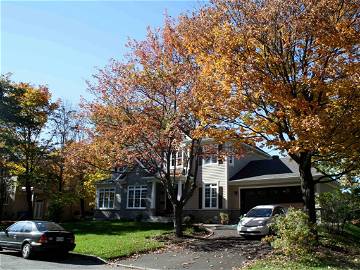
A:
[21,243,32,259]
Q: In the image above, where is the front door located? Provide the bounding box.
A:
[155,183,173,216]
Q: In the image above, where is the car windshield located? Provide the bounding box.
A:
[246,208,273,217]
[35,222,65,232]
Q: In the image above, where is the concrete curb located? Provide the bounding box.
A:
[70,252,108,264]
[199,225,214,239]
[115,263,159,270]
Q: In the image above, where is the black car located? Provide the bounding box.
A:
[0,221,76,259]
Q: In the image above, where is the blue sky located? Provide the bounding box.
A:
[1,0,204,104]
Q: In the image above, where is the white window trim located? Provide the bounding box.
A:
[170,150,184,169]
[127,185,147,209]
[202,183,219,209]
[98,188,116,210]
[202,154,219,166]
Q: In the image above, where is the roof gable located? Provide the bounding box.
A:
[230,157,322,181]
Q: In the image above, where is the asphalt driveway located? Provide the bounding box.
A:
[114,226,271,270]
[0,251,112,270]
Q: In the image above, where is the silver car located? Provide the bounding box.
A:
[237,205,286,236]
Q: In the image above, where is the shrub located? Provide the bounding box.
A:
[47,192,76,222]
[219,212,229,225]
[183,215,195,225]
[317,190,360,233]
[270,208,317,256]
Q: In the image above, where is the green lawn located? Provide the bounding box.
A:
[245,224,360,270]
[61,221,172,260]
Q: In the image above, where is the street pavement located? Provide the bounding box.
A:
[0,251,114,270]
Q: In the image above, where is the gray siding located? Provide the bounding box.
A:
[95,167,155,220]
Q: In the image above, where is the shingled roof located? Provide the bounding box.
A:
[230,157,322,181]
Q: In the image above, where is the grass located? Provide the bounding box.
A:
[61,220,172,260]
[244,224,360,270]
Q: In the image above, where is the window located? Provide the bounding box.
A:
[8,222,25,232]
[115,166,126,173]
[204,183,218,208]
[127,185,147,209]
[177,151,183,166]
[171,151,183,167]
[228,156,234,166]
[98,188,115,209]
[21,222,34,233]
[273,207,286,216]
[202,155,218,165]
[35,222,65,232]
[246,208,273,217]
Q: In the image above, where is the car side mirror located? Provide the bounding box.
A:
[4,229,8,235]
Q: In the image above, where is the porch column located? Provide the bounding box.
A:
[151,181,156,209]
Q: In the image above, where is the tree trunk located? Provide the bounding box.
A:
[25,179,33,219]
[58,164,64,192]
[298,153,316,224]
[80,198,85,219]
[173,204,183,237]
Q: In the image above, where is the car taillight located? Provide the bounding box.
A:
[39,234,48,243]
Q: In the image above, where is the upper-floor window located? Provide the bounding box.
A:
[98,188,115,209]
[202,155,218,165]
[114,166,126,173]
[228,156,234,166]
[171,151,183,167]
[127,185,147,209]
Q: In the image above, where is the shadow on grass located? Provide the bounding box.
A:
[298,250,360,270]
[61,221,173,236]
[300,224,360,269]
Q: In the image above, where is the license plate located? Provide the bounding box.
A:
[56,237,64,242]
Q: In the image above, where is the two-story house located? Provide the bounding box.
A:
[94,143,334,222]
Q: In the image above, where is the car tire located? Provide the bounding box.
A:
[21,243,32,259]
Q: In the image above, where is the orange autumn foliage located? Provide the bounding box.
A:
[177,0,360,223]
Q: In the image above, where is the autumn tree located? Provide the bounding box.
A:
[0,75,57,218]
[0,155,14,221]
[50,102,79,192]
[178,0,360,224]
[85,21,203,236]
[62,133,110,219]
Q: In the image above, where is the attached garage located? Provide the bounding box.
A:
[239,185,303,214]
